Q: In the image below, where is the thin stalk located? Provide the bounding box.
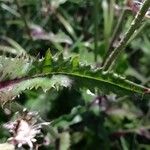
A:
[108,0,115,46]
[94,0,99,62]
[101,8,128,66]
[127,21,147,45]
[14,0,32,40]
[103,0,150,71]
[120,137,129,150]
[102,0,115,54]
[56,11,76,40]
[102,0,110,53]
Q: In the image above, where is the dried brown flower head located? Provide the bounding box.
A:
[127,0,150,18]
[4,109,50,150]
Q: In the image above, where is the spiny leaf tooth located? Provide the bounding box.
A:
[52,85,56,89]
[11,96,16,100]
[55,86,59,91]
[93,67,100,72]
[119,75,126,80]
[43,89,48,93]
[29,86,34,90]
[86,89,95,96]
[32,86,36,90]
[24,86,29,90]
[91,64,97,70]
[79,62,84,67]
[34,86,39,90]
[102,71,108,75]
[53,56,58,62]
[51,85,56,89]
[7,87,13,91]
[4,57,9,60]
[113,73,119,78]
[39,58,44,62]
[10,58,15,61]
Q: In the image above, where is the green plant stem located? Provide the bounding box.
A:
[102,0,115,54]
[127,21,147,45]
[101,8,128,66]
[103,0,150,71]
[14,0,32,40]
[94,0,99,62]
[55,11,76,40]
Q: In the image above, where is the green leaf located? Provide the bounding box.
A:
[0,75,72,105]
[0,53,149,105]
[0,55,32,81]
[42,49,52,73]
[71,55,79,71]
[36,54,149,98]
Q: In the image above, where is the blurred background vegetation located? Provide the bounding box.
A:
[0,0,150,149]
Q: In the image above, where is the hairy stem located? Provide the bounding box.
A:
[127,21,147,45]
[103,0,150,71]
